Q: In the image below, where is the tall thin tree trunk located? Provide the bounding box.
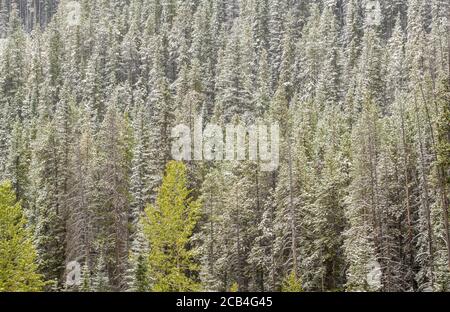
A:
[413,95,434,286]
[446,0,450,271]
[287,134,298,278]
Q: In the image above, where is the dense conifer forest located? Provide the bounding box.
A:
[0,0,449,292]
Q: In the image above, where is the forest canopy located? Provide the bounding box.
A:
[0,0,449,292]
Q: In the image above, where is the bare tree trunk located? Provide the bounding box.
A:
[413,95,434,286]
[235,192,245,291]
[448,2,450,91]
[208,192,215,278]
[287,135,298,278]
[270,172,277,291]
[368,104,382,254]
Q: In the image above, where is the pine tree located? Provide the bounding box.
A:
[267,0,284,90]
[92,251,110,292]
[197,167,228,291]
[147,36,175,199]
[342,0,364,90]
[405,0,438,290]
[300,104,349,291]
[255,48,271,117]
[129,104,152,223]
[95,105,132,291]
[220,162,263,292]
[214,20,254,122]
[296,4,322,102]
[0,5,27,173]
[344,97,382,292]
[31,119,67,289]
[315,6,342,109]
[6,120,32,204]
[0,0,7,38]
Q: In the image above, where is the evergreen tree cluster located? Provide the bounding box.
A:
[0,0,449,292]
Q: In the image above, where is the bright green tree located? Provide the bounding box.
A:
[141,161,201,292]
[0,181,44,291]
[281,271,303,293]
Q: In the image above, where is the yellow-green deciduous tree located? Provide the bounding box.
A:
[0,181,44,291]
[281,271,303,292]
[141,161,201,291]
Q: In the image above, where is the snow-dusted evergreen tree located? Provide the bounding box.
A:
[92,251,110,292]
[344,97,382,292]
[95,105,132,291]
[31,118,67,289]
[197,167,229,291]
[146,34,175,199]
[0,5,27,174]
[125,221,149,292]
[6,120,32,204]
[65,106,96,278]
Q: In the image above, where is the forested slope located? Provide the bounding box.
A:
[0,0,59,37]
[0,0,449,292]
